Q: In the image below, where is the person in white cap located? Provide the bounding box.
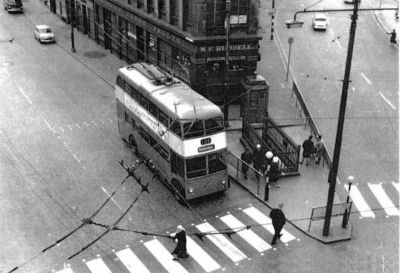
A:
[252,144,263,175]
[171,225,189,260]
[267,156,285,188]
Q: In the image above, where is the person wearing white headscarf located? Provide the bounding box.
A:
[171,225,188,260]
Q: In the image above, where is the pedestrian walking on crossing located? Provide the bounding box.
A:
[300,135,314,166]
[171,225,189,260]
[389,29,397,45]
[269,203,286,245]
[314,135,324,165]
[241,147,253,179]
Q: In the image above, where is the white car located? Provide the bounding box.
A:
[34,25,55,43]
[312,13,328,31]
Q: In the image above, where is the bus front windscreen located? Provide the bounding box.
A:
[185,151,226,179]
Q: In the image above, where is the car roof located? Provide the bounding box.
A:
[314,13,327,18]
[36,25,51,29]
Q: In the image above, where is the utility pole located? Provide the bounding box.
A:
[322,0,359,236]
[224,0,231,127]
[270,0,275,40]
[70,0,76,52]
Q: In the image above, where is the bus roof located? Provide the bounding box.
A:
[118,63,223,121]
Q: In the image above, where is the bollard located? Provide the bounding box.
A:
[342,209,348,228]
[264,179,269,201]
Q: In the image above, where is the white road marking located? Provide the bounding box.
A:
[53,269,74,273]
[345,184,375,218]
[361,72,372,84]
[41,117,56,134]
[101,186,122,209]
[196,222,247,263]
[368,183,399,216]
[242,207,295,243]
[86,258,112,273]
[220,214,271,252]
[18,86,32,104]
[115,248,151,273]
[186,236,221,272]
[392,182,400,193]
[144,239,189,273]
[352,87,356,92]
[335,40,342,49]
[378,92,396,110]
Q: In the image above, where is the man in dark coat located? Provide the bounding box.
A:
[241,148,253,179]
[269,203,286,245]
[253,144,264,175]
[300,135,314,166]
[171,225,189,260]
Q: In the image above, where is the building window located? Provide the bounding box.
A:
[137,0,143,9]
[170,0,179,26]
[147,0,154,14]
[206,0,225,29]
[230,0,249,24]
[158,0,165,19]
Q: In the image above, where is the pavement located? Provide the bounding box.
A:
[35,0,397,244]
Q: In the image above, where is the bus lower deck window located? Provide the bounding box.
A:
[186,156,206,179]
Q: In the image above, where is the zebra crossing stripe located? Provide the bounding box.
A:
[86,258,112,273]
[220,214,271,252]
[368,183,399,216]
[345,184,375,218]
[54,269,74,273]
[144,239,189,273]
[196,222,247,263]
[186,236,221,272]
[115,248,151,273]
[242,207,295,243]
[392,182,400,193]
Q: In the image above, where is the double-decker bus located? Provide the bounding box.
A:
[116,63,228,202]
[3,0,23,13]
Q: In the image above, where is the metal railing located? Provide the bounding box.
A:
[242,116,300,174]
[308,202,352,231]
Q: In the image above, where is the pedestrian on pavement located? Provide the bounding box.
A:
[300,135,314,166]
[389,29,397,44]
[263,151,274,201]
[241,147,253,179]
[171,225,189,260]
[314,134,324,165]
[253,144,264,176]
[269,203,286,245]
[267,156,284,188]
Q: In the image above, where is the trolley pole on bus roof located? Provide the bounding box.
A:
[223,0,230,127]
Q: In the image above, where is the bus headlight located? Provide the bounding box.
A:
[188,187,194,194]
[222,180,226,185]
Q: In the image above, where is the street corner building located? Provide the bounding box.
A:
[50,0,265,104]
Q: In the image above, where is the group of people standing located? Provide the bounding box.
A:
[300,134,324,166]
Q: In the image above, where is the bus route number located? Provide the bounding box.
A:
[201,138,211,145]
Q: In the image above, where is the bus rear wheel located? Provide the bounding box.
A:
[128,135,137,154]
[171,180,186,206]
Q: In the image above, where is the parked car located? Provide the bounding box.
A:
[34,25,55,43]
[3,0,23,13]
[344,0,361,4]
[312,13,328,31]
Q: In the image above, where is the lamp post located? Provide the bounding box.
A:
[270,0,275,40]
[322,0,359,236]
[224,0,231,127]
[70,0,76,52]
[342,175,354,228]
[286,37,294,81]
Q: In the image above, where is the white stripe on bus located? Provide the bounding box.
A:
[86,258,112,273]
[115,248,151,273]
[196,222,247,263]
[144,239,189,273]
[220,214,271,252]
[54,269,74,273]
[344,184,375,218]
[368,183,399,216]
[392,182,400,194]
[242,207,295,243]
[186,236,221,272]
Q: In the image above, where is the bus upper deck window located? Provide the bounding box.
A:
[183,121,204,138]
[170,120,182,137]
[205,117,223,134]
